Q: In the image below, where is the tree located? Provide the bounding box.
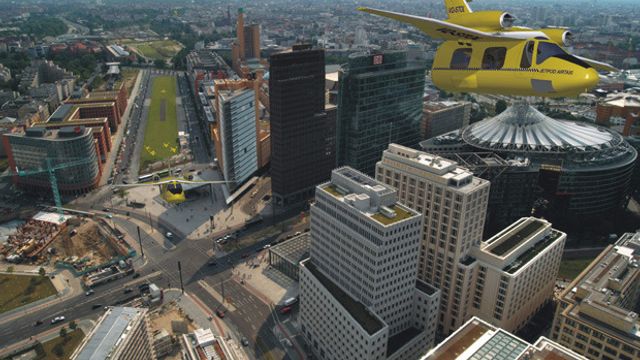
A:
[154,59,166,69]
[69,320,77,331]
[6,266,13,273]
[59,327,67,339]
[495,100,508,115]
[52,342,64,357]
[39,267,46,277]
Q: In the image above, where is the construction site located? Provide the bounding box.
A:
[0,212,132,274]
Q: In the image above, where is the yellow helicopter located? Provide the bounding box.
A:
[115,178,232,204]
[359,0,618,97]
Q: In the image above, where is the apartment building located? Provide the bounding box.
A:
[377,144,566,336]
[300,167,440,360]
[551,232,640,360]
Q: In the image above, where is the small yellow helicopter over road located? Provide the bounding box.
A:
[115,178,232,204]
[359,0,618,97]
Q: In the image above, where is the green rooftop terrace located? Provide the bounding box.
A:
[322,184,343,198]
[490,219,546,256]
[370,205,415,225]
[503,230,562,274]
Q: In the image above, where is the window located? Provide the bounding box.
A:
[482,47,506,69]
[521,41,534,68]
[536,41,566,64]
[450,48,472,69]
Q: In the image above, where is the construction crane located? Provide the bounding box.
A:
[2,157,96,220]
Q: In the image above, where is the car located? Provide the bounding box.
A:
[124,288,133,294]
[132,273,141,279]
[85,289,95,296]
[216,310,225,318]
[207,260,217,267]
[241,253,250,259]
[34,320,43,326]
[280,306,292,315]
[51,316,65,324]
[282,297,298,307]
[262,244,271,250]
[92,303,103,309]
[241,337,249,347]
[165,232,173,239]
[294,231,301,236]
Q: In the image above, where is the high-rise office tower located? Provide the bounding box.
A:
[269,45,334,206]
[300,167,440,360]
[337,51,426,175]
[212,79,259,192]
[377,144,566,336]
[377,144,489,335]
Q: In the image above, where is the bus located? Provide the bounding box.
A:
[156,169,170,178]
[138,174,153,183]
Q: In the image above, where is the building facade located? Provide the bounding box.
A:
[269,46,334,206]
[376,144,566,337]
[469,217,566,332]
[550,232,640,360]
[421,101,471,139]
[3,126,101,194]
[300,167,440,360]
[71,307,156,360]
[376,144,489,335]
[336,51,426,175]
[213,83,258,191]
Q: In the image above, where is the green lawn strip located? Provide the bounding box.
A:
[0,274,57,314]
[40,329,85,360]
[140,76,178,170]
[558,258,594,280]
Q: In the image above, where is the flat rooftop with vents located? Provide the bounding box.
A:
[422,317,586,360]
[473,217,565,274]
[556,231,640,349]
[320,167,419,227]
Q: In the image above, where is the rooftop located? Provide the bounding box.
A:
[380,144,483,191]
[304,260,384,335]
[560,232,640,345]
[489,219,547,256]
[270,233,310,265]
[423,317,585,360]
[503,230,563,274]
[72,307,145,360]
[320,167,418,227]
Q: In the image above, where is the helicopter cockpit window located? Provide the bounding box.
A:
[521,41,534,68]
[482,47,506,70]
[536,41,566,65]
[450,48,472,69]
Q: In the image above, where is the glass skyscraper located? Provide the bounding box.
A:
[336,51,426,175]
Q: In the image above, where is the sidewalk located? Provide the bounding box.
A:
[170,289,249,360]
[0,266,82,326]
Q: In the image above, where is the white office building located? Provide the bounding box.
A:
[377,144,566,336]
[300,167,440,360]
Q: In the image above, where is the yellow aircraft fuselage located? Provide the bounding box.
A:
[431,39,599,97]
[161,180,186,204]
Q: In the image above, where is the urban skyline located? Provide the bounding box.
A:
[0,0,639,359]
